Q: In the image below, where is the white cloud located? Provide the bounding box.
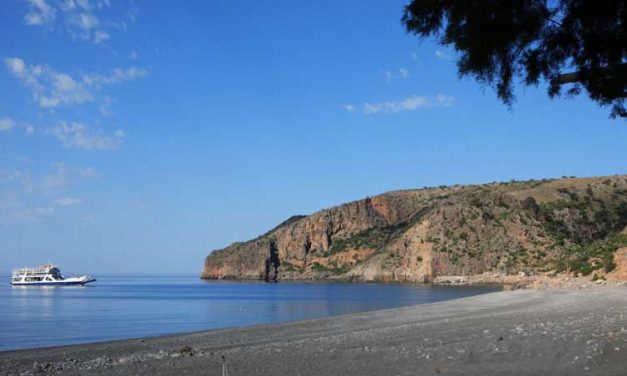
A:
[71,12,99,29]
[42,162,69,189]
[0,164,97,222]
[56,197,82,207]
[97,0,111,10]
[5,58,28,78]
[25,0,116,44]
[0,169,33,190]
[435,50,449,59]
[40,162,99,191]
[67,12,111,44]
[24,0,57,26]
[22,123,35,135]
[364,95,430,114]
[5,57,147,110]
[8,205,56,220]
[126,3,139,23]
[61,0,113,12]
[78,166,100,179]
[93,30,110,44]
[82,67,148,88]
[0,117,35,135]
[342,104,355,112]
[60,0,92,11]
[435,94,455,107]
[98,95,113,116]
[385,70,393,83]
[50,121,124,151]
[0,192,54,222]
[130,50,138,60]
[0,196,84,221]
[384,68,410,82]
[5,57,93,108]
[43,72,93,107]
[0,118,16,132]
[40,162,99,190]
[344,94,455,115]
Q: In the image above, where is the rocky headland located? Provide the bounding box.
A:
[202,175,627,285]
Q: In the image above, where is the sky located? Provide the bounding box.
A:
[0,0,626,275]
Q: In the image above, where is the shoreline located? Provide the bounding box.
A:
[201,273,627,290]
[2,286,626,375]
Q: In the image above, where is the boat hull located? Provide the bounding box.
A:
[11,279,96,286]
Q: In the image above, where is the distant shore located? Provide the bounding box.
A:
[203,272,627,291]
[2,286,626,376]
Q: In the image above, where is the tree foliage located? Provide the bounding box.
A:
[402,0,626,117]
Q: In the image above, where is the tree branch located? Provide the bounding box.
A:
[554,71,579,84]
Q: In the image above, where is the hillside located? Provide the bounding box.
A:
[202,175,627,283]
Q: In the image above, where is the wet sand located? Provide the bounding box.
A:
[1,287,626,376]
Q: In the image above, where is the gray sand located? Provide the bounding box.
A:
[1,287,626,376]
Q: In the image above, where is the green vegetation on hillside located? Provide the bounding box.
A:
[325,221,412,256]
[555,235,627,276]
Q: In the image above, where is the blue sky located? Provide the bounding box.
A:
[1,0,626,275]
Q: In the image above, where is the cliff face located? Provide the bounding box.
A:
[202,175,627,282]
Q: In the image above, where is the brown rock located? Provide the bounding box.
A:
[202,175,627,283]
[607,247,627,281]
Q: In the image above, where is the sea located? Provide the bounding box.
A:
[0,276,499,351]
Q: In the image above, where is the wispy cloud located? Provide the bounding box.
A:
[40,162,99,190]
[385,70,393,83]
[0,163,97,193]
[364,96,430,114]
[70,12,99,30]
[23,0,57,26]
[0,169,34,192]
[93,30,110,44]
[342,104,356,112]
[67,11,109,43]
[384,68,410,83]
[24,0,121,45]
[0,117,36,135]
[5,57,93,108]
[81,67,148,88]
[435,49,449,60]
[3,204,56,221]
[0,163,97,222]
[50,121,125,151]
[5,57,147,110]
[343,94,455,115]
[435,94,455,107]
[56,197,82,206]
[0,118,16,132]
[22,123,35,135]
[0,194,80,222]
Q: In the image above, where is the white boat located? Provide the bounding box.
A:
[11,264,96,286]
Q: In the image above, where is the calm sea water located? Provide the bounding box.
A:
[0,276,499,351]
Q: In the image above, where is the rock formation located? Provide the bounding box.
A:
[202,175,627,282]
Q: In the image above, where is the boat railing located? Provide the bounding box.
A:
[11,265,58,276]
